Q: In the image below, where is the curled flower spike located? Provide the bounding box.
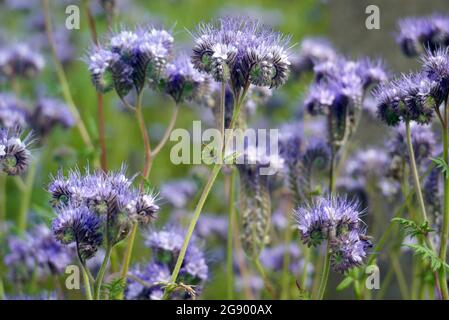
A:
[86,48,121,93]
[294,196,362,247]
[421,47,449,103]
[191,16,292,91]
[373,72,437,126]
[162,53,208,103]
[0,128,32,176]
[330,229,372,272]
[48,165,160,259]
[52,206,103,261]
[85,25,173,98]
[126,193,160,224]
[294,196,371,272]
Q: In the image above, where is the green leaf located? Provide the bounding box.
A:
[103,277,126,300]
[405,244,449,272]
[336,276,353,291]
[431,157,449,179]
[392,217,433,239]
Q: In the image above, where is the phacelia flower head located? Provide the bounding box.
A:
[421,47,449,103]
[374,72,437,126]
[0,42,45,78]
[330,229,372,272]
[126,262,171,300]
[0,128,32,176]
[48,165,160,259]
[294,196,362,247]
[4,224,73,282]
[29,98,75,137]
[86,25,173,96]
[191,16,291,91]
[145,227,208,284]
[396,14,449,57]
[290,37,337,77]
[294,196,371,272]
[52,206,103,261]
[162,53,207,103]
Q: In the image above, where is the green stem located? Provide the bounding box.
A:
[0,276,4,300]
[316,240,331,300]
[162,163,222,300]
[439,109,449,300]
[17,158,38,233]
[280,210,293,299]
[405,121,429,224]
[220,81,226,150]
[81,265,93,300]
[0,174,6,222]
[118,221,138,300]
[253,258,275,298]
[94,246,112,300]
[162,85,248,300]
[227,168,236,300]
[390,252,408,299]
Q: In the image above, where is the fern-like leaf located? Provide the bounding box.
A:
[405,244,449,272]
[392,217,433,238]
[431,157,449,179]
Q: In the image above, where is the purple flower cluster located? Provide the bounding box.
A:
[0,42,44,78]
[192,16,291,91]
[305,56,387,117]
[294,196,372,272]
[125,227,208,299]
[162,53,208,104]
[0,93,29,128]
[290,37,337,78]
[0,128,32,175]
[126,262,171,300]
[160,179,198,208]
[86,26,173,97]
[4,224,73,282]
[0,93,74,138]
[397,14,449,57]
[374,48,449,126]
[48,166,159,261]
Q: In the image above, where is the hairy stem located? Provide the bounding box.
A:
[405,121,429,224]
[316,240,331,300]
[439,106,449,300]
[152,104,179,157]
[227,168,236,299]
[17,158,38,233]
[162,86,248,299]
[94,246,112,300]
[253,258,275,298]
